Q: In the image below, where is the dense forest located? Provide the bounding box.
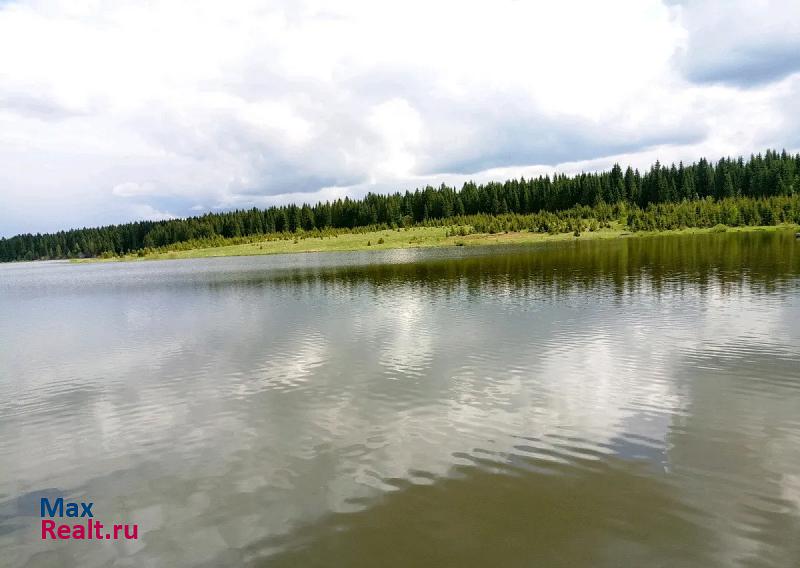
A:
[2,149,799,262]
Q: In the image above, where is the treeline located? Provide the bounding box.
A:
[2,149,799,261]
[442,195,800,235]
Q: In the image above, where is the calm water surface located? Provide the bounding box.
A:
[1,231,799,567]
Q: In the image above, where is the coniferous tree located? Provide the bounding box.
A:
[3,149,799,262]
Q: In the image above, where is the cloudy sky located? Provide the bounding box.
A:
[1,0,799,237]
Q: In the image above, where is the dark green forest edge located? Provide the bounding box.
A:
[3,150,800,262]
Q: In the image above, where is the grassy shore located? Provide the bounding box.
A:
[73,223,798,263]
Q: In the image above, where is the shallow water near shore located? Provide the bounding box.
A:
[1,230,799,567]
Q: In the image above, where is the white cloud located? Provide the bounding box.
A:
[0,0,798,236]
[112,181,158,198]
[366,98,423,179]
[128,204,176,222]
[671,0,800,87]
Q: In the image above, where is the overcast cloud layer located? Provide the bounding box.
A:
[1,0,799,236]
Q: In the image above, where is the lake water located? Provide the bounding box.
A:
[1,230,799,567]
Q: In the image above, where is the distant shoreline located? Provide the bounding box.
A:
[71,223,798,263]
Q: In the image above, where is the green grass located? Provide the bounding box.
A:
[74,223,798,263]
